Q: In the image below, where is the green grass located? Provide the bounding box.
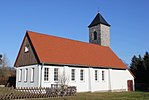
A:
[28,92,149,100]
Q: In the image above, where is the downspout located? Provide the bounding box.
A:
[88,67,92,92]
[108,68,111,91]
[40,63,44,87]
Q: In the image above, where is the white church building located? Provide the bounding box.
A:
[14,13,134,92]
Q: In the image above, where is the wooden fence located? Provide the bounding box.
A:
[0,86,76,99]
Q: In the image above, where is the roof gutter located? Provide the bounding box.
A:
[40,62,126,70]
[40,62,44,87]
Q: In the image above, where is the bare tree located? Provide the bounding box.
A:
[1,54,10,68]
[58,72,69,96]
[58,72,69,88]
[0,54,2,65]
[0,54,10,77]
[0,54,15,85]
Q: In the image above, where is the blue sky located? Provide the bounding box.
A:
[0,0,149,66]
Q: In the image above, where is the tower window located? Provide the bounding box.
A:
[93,31,97,40]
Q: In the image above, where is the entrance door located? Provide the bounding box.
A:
[127,80,133,91]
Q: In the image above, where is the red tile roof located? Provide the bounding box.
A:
[26,31,127,69]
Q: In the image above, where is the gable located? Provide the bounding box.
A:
[14,33,40,67]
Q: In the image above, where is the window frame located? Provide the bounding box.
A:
[24,68,28,82]
[95,70,98,81]
[54,68,59,82]
[44,68,49,81]
[30,68,34,82]
[102,70,105,81]
[18,69,22,82]
[71,69,75,81]
[80,69,84,81]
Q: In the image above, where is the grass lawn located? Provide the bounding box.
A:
[28,92,149,100]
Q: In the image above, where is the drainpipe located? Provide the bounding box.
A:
[88,67,92,92]
[108,68,111,91]
[40,63,44,87]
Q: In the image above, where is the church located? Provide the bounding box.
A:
[14,13,134,92]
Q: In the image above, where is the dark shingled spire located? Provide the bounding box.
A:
[88,13,110,28]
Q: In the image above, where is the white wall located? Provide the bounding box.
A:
[16,65,40,88]
[16,65,134,92]
[110,69,127,91]
[89,68,109,92]
[40,65,64,88]
[68,67,90,92]
[110,69,134,91]
[40,65,90,92]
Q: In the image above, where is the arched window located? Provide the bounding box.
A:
[93,31,97,40]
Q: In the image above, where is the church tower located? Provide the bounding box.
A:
[88,13,110,47]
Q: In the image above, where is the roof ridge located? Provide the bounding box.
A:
[27,30,110,49]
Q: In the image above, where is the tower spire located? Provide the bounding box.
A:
[88,13,110,28]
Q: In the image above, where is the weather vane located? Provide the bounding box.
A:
[98,7,99,13]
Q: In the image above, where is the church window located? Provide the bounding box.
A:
[18,69,22,82]
[24,68,28,82]
[102,71,105,81]
[93,31,97,40]
[30,68,34,82]
[44,68,49,81]
[71,69,75,81]
[80,69,84,81]
[54,68,59,81]
[95,70,98,81]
